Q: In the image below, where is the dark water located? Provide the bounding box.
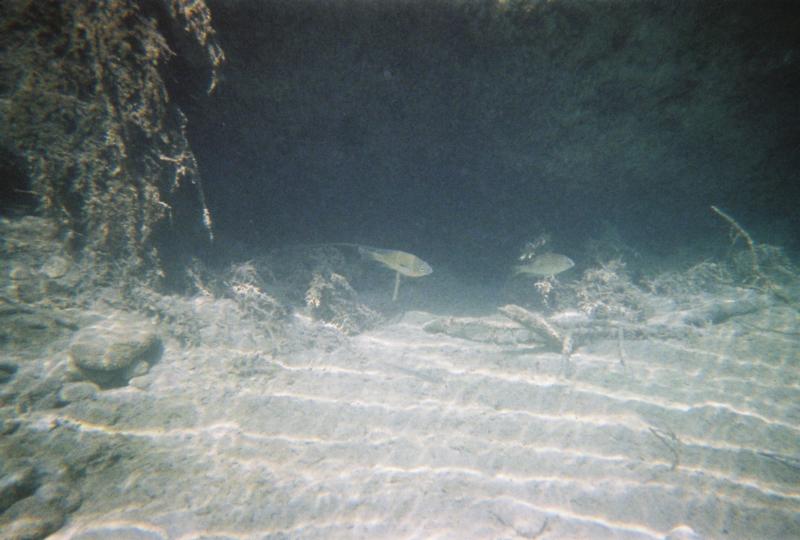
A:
[176,0,800,286]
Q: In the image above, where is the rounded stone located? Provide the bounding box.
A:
[10,264,45,303]
[40,255,72,279]
[0,362,18,383]
[0,499,65,540]
[58,382,99,404]
[36,481,82,512]
[0,460,38,513]
[69,333,156,372]
[128,374,152,390]
[67,311,161,387]
[69,316,160,372]
[9,264,35,282]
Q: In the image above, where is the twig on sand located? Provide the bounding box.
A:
[531,517,551,539]
[735,320,800,337]
[757,451,800,472]
[711,205,760,277]
[499,304,574,376]
[649,426,681,471]
[498,304,564,351]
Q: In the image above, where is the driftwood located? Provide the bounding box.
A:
[498,304,575,376]
[497,304,563,350]
[677,295,768,326]
[711,205,796,306]
[426,304,696,350]
[644,290,770,328]
[711,205,760,278]
[422,316,537,345]
[426,296,775,372]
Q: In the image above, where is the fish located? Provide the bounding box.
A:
[357,245,432,301]
[357,246,433,277]
[513,252,574,277]
[303,243,432,301]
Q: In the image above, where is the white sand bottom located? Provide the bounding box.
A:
[46,307,799,539]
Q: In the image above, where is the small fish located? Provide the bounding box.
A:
[358,246,432,301]
[358,246,433,277]
[513,252,574,277]
[306,243,432,301]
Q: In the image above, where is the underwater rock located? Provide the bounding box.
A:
[0,423,87,538]
[128,373,154,390]
[0,416,20,436]
[0,299,78,354]
[67,312,162,388]
[1,217,82,305]
[57,382,99,404]
[17,376,65,413]
[0,495,67,540]
[39,255,71,280]
[0,362,18,384]
[9,263,45,303]
[0,458,79,539]
[35,481,82,513]
[0,460,38,513]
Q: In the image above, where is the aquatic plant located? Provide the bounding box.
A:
[225,261,287,346]
[0,0,223,288]
[305,271,381,335]
[570,258,647,321]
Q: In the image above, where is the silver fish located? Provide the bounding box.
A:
[357,245,432,302]
[358,246,433,277]
[513,252,574,277]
